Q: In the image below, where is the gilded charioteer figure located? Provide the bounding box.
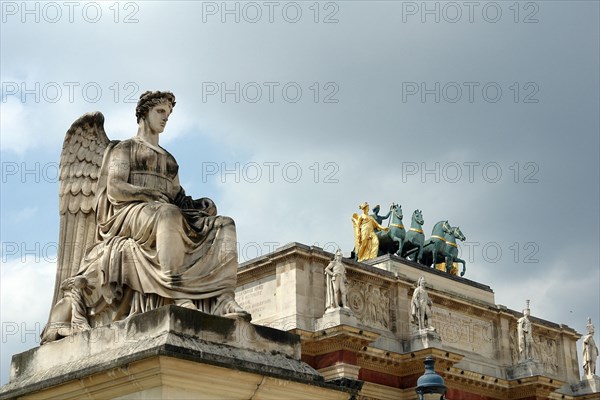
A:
[352,202,388,262]
[42,91,250,344]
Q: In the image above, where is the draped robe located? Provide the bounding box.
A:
[77,138,238,324]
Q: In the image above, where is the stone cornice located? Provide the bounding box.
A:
[346,267,395,287]
[238,243,334,285]
[358,347,463,377]
[506,375,566,399]
[293,325,380,356]
[365,254,494,293]
[444,367,510,398]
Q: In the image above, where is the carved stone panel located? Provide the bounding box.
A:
[509,326,520,364]
[347,280,390,330]
[538,335,559,376]
[432,308,494,358]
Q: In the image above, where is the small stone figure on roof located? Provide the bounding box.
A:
[517,300,535,361]
[324,249,349,310]
[411,276,435,332]
[583,317,599,378]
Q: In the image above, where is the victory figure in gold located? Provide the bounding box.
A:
[352,202,388,262]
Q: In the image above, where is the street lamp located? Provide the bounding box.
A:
[415,356,447,400]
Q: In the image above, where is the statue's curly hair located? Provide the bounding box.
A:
[135,91,176,123]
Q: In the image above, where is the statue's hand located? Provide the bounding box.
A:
[193,197,217,216]
[184,209,212,224]
[140,189,170,203]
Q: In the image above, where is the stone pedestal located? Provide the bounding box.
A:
[409,328,442,351]
[582,375,600,391]
[0,306,351,400]
[556,375,600,398]
[563,375,600,397]
[506,359,544,379]
[317,307,359,330]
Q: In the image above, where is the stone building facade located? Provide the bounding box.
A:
[236,243,594,399]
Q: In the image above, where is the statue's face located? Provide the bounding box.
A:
[145,102,173,134]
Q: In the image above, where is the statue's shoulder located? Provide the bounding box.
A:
[104,139,132,156]
[114,138,133,149]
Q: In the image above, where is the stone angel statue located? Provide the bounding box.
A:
[42,91,250,344]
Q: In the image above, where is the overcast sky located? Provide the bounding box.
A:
[1,0,598,385]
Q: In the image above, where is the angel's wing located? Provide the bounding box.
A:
[351,213,360,254]
[50,112,110,308]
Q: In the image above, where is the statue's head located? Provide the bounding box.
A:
[373,204,381,213]
[136,91,176,123]
[442,220,451,234]
[359,202,369,212]
[418,276,426,287]
[453,226,466,241]
[587,317,595,335]
[413,209,424,225]
[523,299,531,317]
[335,248,342,259]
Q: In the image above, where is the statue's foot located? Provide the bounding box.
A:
[222,299,252,321]
[215,294,252,321]
[175,299,197,310]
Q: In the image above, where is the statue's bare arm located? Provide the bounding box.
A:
[371,217,388,231]
[107,145,170,203]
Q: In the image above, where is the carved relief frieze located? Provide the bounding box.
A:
[538,335,559,376]
[347,280,391,330]
[508,320,560,376]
